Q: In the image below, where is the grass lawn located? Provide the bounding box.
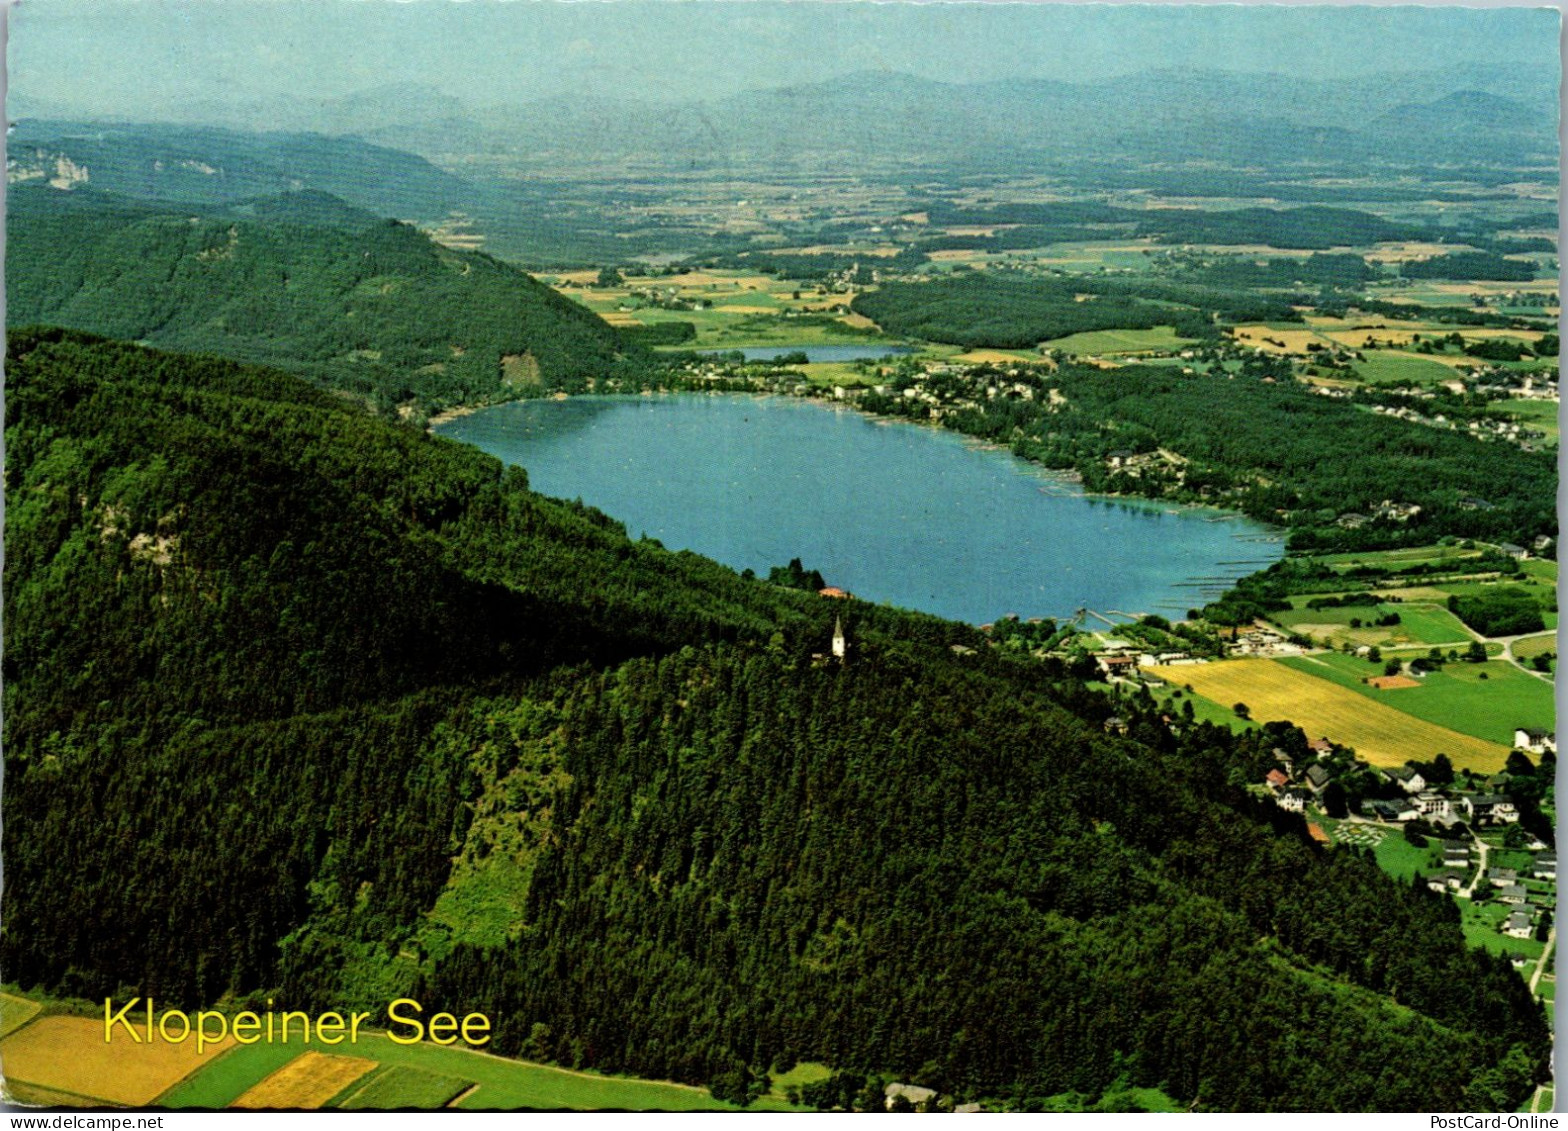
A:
[1520,558,1558,583]
[1459,898,1546,961]
[769,1061,833,1102]
[1352,350,1461,385]
[1278,653,1554,747]
[1150,683,1259,734]
[1371,832,1444,881]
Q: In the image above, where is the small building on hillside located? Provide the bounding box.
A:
[1488,867,1519,888]
[1385,766,1427,795]
[1265,769,1290,790]
[1532,852,1557,881]
[1304,764,1332,794]
[1497,884,1529,905]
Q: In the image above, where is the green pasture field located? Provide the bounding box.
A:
[1276,654,1554,747]
[1046,326,1195,356]
[1498,398,1560,443]
[1520,558,1558,584]
[337,1065,473,1109]
[1351,350,1460,386]
[1272,601,1474,649]
[159,1029,780,1111]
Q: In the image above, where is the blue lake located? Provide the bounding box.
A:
[693,344,914,362]
[436,395,1282,625]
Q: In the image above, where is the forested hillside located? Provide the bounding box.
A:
[2,331,1548,1110]
[5,188,645,413]
[852,273,1301,349]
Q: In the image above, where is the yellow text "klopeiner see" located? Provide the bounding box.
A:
[103,997,491,1054]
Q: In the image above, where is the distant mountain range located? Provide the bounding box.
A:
[13,66,1557,177]
[6,120,475,219]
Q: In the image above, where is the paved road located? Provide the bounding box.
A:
[1460,834,1490,899]
[1496,631,1557,684]
[1530,926,1555,995]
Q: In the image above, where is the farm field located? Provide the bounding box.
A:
[232,1051,377,1109]
[338,1065,474,1109]
[1278,653,1553,747]
[0,992,41,1038]
[0,992,784,1111]
[548,268,882,348]
[0,1014,235,1106]
[1511,633,1557,662]
[161,1029,782,1111]
[1147,658,1512,771]
[1314,544,1490,571]
[1351,350,1464,385]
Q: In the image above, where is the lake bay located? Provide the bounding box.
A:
[436,395,1281,625]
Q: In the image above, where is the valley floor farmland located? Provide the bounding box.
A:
[1147,659,1512,771]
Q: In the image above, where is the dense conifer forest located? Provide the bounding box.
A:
[2,330,1549,1111]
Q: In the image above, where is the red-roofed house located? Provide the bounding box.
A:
[1265,769,1289,789]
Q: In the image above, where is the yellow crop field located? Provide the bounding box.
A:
[1230,326,1331,354]
[0,1015,234,1106]
[0,993,41,1038]
[232,1051,377,1110]
[1148,659,1511,771]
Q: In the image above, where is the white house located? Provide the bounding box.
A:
[1514,729,1556,756]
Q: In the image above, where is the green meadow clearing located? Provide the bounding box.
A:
[1273,600,1475,649]
[1046,325,1195,355]
[1276,653,1554,747]
[1352,350,1461,385]
[1499,397,1560,443]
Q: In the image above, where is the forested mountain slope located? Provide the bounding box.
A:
[6,188,642,412]
[2,331,1548,1110]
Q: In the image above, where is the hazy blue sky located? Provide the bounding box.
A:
[8,0,1559,115]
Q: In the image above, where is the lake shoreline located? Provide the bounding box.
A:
[434,391,1281,625]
